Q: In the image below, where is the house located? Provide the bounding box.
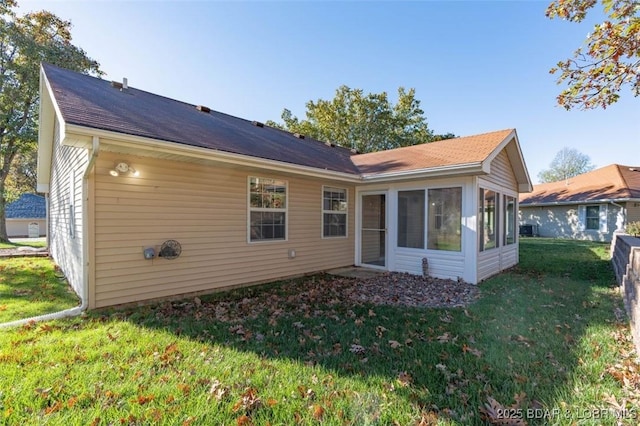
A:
[5,193,46,238]
[519,164,640,242]
[37,63,532,309]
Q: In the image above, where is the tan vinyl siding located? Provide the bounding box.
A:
[484,150,517,189]
[93,152,355,308]
[48,117,87,297]
[628,202,640,224]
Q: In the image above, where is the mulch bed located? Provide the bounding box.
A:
[149,272,480,325]
[351,272,480,308]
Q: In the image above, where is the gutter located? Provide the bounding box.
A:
[0,137,100,329]
[520,198,640,207]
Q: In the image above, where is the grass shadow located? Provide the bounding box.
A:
[1,239,632,425]
[0,257,79,323]
[109,238,629,424]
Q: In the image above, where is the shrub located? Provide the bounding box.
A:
[626,221,640,237]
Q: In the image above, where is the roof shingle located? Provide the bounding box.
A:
[6,194,46,219]
[519,164,640,205]
[42,63,360,175]
[42,64,526,182]
[352,129,514,175]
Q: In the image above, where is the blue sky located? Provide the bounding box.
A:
[21,0,639,183]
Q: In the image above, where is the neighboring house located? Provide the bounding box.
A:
[37,63,532,309]
[519,164,640,242]
[5,193,46,238]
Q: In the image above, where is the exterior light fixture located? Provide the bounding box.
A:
[109,161,138,177]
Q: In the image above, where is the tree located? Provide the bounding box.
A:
[546,0,640,110]
[5,150,36,203]
[538,147,596,182]
[0,0,101,242]
[266,85,455,153]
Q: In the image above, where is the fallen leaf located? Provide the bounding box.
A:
[397,371,412,387]
[349,344,366,354]
[388,340,402,349]
[208,379,230,401]
[479,396,526,425]
[312,404,325,420]
[266,398,278,407]
[236,414,252,426]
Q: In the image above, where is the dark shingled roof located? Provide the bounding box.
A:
[6,194,46,219]
[42,63,360,175]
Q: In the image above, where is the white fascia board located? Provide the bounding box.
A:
[65,124,363,183]
[360,163,484,183]
[36,67,63,192]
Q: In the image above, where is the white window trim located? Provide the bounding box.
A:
[578,204,608,233]
[247,176,288,244]
[321,186,348,239]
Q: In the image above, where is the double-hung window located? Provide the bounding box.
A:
[322,187,347,237]
[578,204,607,232]
[585,205,600,230]
[249,177,287,242]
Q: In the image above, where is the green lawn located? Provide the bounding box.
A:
[0,240,47,249]
[0,258,80,323]
[0,239,637,425]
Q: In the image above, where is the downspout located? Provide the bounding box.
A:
[0,136,100,328]
[610,201,626,233]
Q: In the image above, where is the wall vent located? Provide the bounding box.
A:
[252,121,265,128]
[293,133,305,139]
[196,105,211,113]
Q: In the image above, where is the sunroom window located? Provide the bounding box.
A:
[504,195,516,245]
[398,190,425,248]
[427,187,461,251]
[479,189,498,251]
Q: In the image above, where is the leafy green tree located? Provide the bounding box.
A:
[0,0,101,242]
[546,0,640,109]
[538,147,596,183]
[5,150,36,204]
[266,85,454,153]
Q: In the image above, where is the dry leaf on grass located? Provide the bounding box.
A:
[479,396,527,426]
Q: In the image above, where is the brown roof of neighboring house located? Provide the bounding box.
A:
[519,164,640,205]
[42,63,360,175]
[352,129,515,176]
